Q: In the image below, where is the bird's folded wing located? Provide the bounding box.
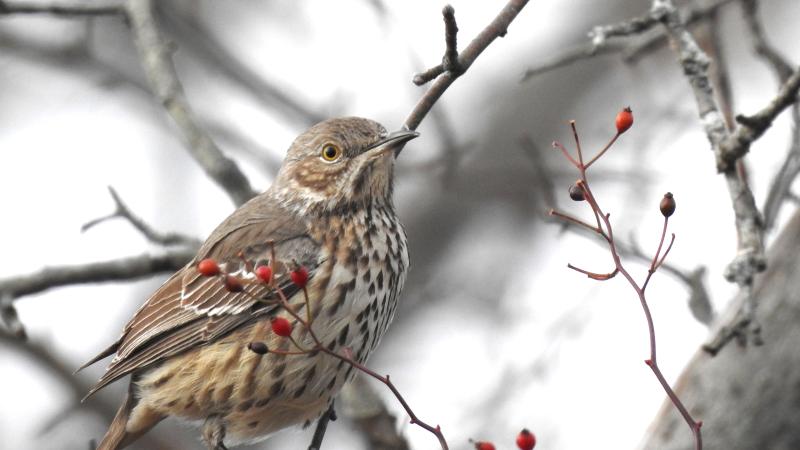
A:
[83,202,321,398]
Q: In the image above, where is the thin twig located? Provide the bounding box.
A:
[82,186,200,247]
[717,68,800,170]
[154,2,327,126]
[566,263,618,280]
[584,133,620,169]
[741,0,800,232]
[307,403,336,450]
[404,0,530,132]
[703,6,736,129]
[740,0,794,81]
[518,135,558,211]
[124,0,257,207]
[261,270,450,450]
[413,5,461,86]
[520,0,737,81]
[549,119,703,449]
[339,376,411,450]
[550,213,714,325]
[704,0,797,352]
[548,209,602,235]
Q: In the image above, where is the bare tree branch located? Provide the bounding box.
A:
[404,0,530,131]
[82,186,200,248]
[702,0,800,354]
[703,6,736,129]
[0,1,122,16]
[340,376,410,450]
[0,328,176,450]
[124,0,257,207]
[718,68,800,170]
[651,0,766,350]
[520,0,737,81]
[740,0,794,81]
[0,250,194,301]
[413,5,461,86]
[308,404,336,450]
[742,0,800,232]
[154,2,328,127]
[520,43,622,82]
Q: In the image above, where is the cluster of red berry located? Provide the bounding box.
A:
[473,428,536,450]
[196,257,310,341]
[195,257,536,450]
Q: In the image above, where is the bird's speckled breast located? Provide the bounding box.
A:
[131,201,408,444]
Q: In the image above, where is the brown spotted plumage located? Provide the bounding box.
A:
[81,117,417,449]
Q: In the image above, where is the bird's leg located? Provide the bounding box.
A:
[308,402,337,450]
[202,415,228,450]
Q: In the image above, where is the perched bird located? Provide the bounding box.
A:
[80,117,418,449]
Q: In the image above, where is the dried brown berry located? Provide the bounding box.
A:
[248,341,269,354]
[660,192,676,217]
[224,275,244,292]
[569,183,585,201]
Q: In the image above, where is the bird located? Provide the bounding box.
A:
[80,117,419,449]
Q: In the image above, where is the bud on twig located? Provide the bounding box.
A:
[660,192,676,217]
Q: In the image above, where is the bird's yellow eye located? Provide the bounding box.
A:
[321,143,342,162]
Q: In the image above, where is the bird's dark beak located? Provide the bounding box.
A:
[364,129,419,158]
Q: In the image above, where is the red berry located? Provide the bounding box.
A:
[516,428,536,450]
[197,258,220,277]
[474,442,495,450]
[615,106,633,134]
[224,275,244,292]
[271,317,293,337]
[290,266,309,288]
[256,265,272,283]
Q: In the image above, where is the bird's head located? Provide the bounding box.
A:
[274,117,418,214]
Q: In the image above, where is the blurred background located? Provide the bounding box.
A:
[2,0,799,449]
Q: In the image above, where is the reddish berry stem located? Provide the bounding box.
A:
[548,111,702,450]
